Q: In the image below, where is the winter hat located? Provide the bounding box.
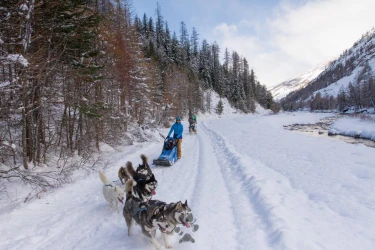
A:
[176,116,181,121]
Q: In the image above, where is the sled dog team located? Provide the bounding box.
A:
[98,154,191,250]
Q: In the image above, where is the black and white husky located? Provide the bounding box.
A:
[124,179,191,249]
[124,179,171,250]
[147,199,192,248]
[126,154,158,202]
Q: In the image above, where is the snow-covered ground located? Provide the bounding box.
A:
[1,111,375,250]
[329,115,375,141]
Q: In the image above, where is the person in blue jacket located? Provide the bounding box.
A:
[167,116,184,159]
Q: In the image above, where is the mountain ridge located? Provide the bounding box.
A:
[270,61,330,101]
[279,27,375,111]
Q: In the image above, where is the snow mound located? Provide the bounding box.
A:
[330,116,375,141]
[255,103,274,115]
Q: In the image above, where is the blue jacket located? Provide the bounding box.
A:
[167,122,183,139]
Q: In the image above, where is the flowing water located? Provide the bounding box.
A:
[284,115,375,148]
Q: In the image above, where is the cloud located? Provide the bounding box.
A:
[208,0,375,88]
[213,23,238,37]
[270,0,375,65]
[211,23,261,59]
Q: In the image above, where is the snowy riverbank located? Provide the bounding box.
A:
[329,115,375,141]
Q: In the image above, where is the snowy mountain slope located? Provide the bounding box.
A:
[281,28,375,104]
[270,61,329,101]
[310,28,375,98]
[1,113,375,250]
[314,57,375,98]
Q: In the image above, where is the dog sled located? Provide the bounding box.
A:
[153,137,178,166]
[189,122,197,134]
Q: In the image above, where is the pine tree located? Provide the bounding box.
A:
[163,22,172,58]
[211,42,221,94]
[229,51,245,107]
[190,28,199,58]
[142,13,148,37]
[171,31,182,64]
[222,48,231,97]
[148,17,155,39]
[199,39,212,89]
[370,77,375,107]
[179,21,190,64]
[190,27,199,71]
[155,2,164,49]
[216,99,224,115]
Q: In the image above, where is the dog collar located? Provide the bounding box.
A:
[166,224,176,234]
[159,223,176,234]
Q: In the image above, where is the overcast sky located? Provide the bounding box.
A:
[132,0,375,88]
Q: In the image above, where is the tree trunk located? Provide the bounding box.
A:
[22,108,28,170]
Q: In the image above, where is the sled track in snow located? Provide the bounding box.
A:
[164,133,200,199]
[200,121,290,249]
[187,125,239,249]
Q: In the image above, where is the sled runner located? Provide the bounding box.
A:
[153,137,178,166]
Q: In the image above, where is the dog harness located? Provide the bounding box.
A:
[132,207,147,217]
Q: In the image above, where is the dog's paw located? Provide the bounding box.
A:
[165,244,172,248]
[179,233,195,244]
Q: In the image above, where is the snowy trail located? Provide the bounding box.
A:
[199,122,282,249]
[186,125,238,249]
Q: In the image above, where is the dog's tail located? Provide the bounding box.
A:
[126,161,136,177]
[140,154,148,165]
[125,179,137,199]
[98,170,109,184]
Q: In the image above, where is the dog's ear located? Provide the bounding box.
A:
[184,200,188,207]
[153,208,160,215]
[132,179,137,186]
[176,201,182,209]
[146,207,158,222]
[145,162,151,169]
[148,207,160,222]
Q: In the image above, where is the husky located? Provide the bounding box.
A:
[124,179,172,250]
[149,200,192,248]
[118,154,152,186]
[136,154,153,177]
[126,155,158,201]
[134,199,192,248]
[98,170,124,212]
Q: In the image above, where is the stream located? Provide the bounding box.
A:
[284,115,375,148]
